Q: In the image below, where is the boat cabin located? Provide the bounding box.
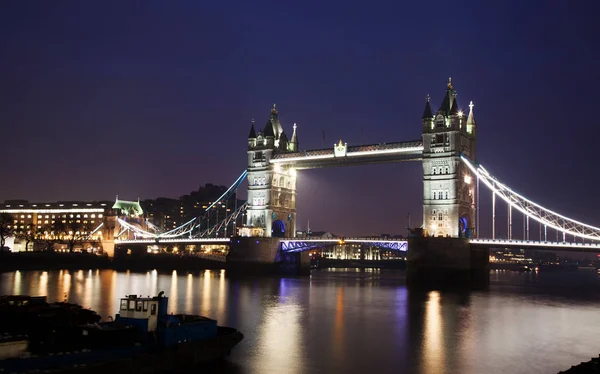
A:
[117,295,167,333]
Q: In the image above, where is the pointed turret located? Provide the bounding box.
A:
[422,95,433,119]
[279,131,289,151]
[449,95,459,115]
[290,123,299,151]
[263,120,275,137]
[248,119,256,138]
[438,77,456,114]
[466,101,476,134]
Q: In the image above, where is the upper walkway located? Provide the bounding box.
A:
[270,140,423,169]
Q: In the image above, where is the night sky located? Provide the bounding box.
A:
[1,1,599,238]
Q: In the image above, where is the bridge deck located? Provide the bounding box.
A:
[471,239,600,253]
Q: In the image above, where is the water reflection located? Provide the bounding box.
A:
[332,287,344,361]
[13,271,21,294]
[217,270,226,322]
[201,270,211,316]
[2,270,600,374]
[254,278,303,374]
[169,270,178,313]
[422,291,444,374]
[38,271,48,296]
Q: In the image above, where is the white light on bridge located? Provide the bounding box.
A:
[464,175,471,184]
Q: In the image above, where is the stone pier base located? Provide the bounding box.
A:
[407,237,489,288]
[227,237,311,276]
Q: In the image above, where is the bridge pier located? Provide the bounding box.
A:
[101,214,118,258]
[406,237,489,288]
[228,237,310,275]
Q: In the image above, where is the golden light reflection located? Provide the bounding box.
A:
[13,271,22,295]
[185,274,193,312]
[423,291,445,374]
[38,271,48,297]
[201,270,212,316]
[150,270,158,297]
[216,269,226,322]
[75,270,83,297]
[169,270,178,314]
[96,270,116,319]
[255,301,303,374]
[332,287,345,360]
[62,271,71,301]
[83,271,93,308]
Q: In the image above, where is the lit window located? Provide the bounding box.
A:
[98,214,103,218]
[91,214,95,218]
[20,215,24,218]
[27,215,31,219]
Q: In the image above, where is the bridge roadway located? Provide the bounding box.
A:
[116,237,600,254]
[470,238,600,253]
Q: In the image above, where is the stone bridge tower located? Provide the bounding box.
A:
[421,78,477,237]
[245,105,299,238]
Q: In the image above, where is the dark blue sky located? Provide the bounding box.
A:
[1,1,599,237]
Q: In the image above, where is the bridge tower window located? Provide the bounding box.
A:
[432,167,437,175]
[445,166,449,174]
[432,191,437,200]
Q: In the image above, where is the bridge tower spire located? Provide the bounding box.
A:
[422,79,477,237]
[244,104,297,238]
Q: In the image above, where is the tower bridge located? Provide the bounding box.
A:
[89,78,600,282]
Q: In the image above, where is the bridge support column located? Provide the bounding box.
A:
[227,237,310,275]
[101,213,117,258]
[407,237,488,288]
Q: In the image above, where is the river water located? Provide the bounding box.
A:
[2,268,600,374]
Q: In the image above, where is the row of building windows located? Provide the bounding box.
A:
[15,214,102,219]
[432,190,449,200]
[253,177,267,186]
[11,219,97,226]
[252,176,294,188]
[431,166,450,175]
[252,197,266,206]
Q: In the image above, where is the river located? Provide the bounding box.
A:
[2,268,600,374]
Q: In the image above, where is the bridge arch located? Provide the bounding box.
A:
[272,220,286,237]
